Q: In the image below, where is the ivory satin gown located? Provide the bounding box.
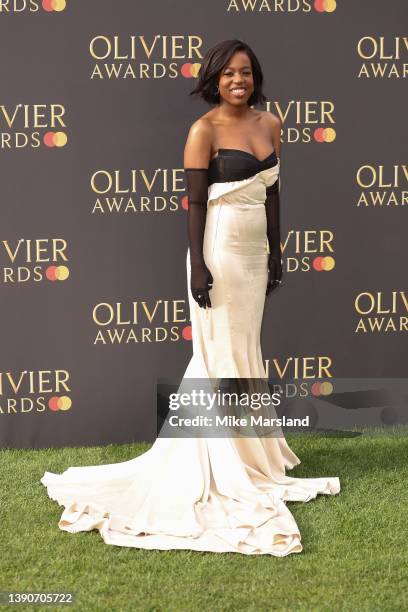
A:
[41,149,340,556]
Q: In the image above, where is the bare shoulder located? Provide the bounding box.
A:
[186,115,213,140]
[261,110,282,131]
[184,116,214,168]
[261,111,282,156]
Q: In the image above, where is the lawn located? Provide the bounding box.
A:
[1,429,407,612]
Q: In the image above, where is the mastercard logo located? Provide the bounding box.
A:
[312,256,335,271]
[182,325,192,341]
[48,395,72,411]
[314,127,336,143]
[42,0,66,11]
[43,131,67,147]
[45,265,70,281]
[311,381,333,396]
[181,63,202,78]
[314,0,336,12]
[181,195,190,211]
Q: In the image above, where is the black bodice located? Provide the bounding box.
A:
[208,148,278,186]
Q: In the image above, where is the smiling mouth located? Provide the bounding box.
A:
[230,88,247,97]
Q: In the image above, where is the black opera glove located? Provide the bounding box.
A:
[184,168,213,309]
[265,177,283,296]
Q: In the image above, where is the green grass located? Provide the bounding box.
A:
[1,429,407,612]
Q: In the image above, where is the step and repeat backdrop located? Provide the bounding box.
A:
[0,1,406,448]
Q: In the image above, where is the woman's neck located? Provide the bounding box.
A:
[216,103,253,122]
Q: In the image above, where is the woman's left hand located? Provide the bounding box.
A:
[266,255,283,296]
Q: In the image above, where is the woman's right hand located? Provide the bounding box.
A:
[190,261,213,308]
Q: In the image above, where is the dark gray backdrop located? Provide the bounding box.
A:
[0,0,406,448]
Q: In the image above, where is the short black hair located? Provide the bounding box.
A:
[189,39,267,107]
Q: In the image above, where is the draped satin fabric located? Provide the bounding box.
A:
[41,150,340,556]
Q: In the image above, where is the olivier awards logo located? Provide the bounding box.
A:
[281,228,335,273]
[0,0,66,12]
[92,299,192,344]
[0,369,71,416]
[264,354,334,398]
[226,0,337,13]
[354,291,408,333]
[90,168,183,214]
[356,163,408,208]
[0,104,68,150]
[357,36,408,79]
[89,35,204,80]
[1,238,69,284]
[265,101,336,146]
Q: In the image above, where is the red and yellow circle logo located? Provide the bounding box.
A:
[311,381,333,396]
[48,396,72,411]
[43,131,68,147]
[314,0,336,12]
[42,0,66,11]
[46,265,70,281]
[314,127,336,143]
[313,256,335,271]
[181,63,202,78]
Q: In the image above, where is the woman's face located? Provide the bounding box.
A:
[217,51,255,106]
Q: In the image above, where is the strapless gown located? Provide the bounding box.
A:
[41,149,340,556]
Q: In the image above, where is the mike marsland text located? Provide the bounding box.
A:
[167,415,310,428]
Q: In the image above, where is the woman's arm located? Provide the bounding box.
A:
[184,119,214,308]
[264,113,283,294]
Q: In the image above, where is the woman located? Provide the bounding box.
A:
[41,40,340,556]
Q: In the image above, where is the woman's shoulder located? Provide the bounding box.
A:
[259,111,282,157]
[184,113,214,166]
[260,109,282,130]
[185,112,215,144]
[188,109,216,131]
